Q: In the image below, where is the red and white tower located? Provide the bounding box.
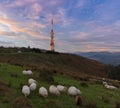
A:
[50,19,55,52]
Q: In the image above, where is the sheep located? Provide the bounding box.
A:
[22,70,33,75]
[22,85,30,98]
[29,82,36,91]
[39,87,48,98]
[23,70,27,75]
[49,85,60,96]
[75,94,83,106]
[68,86,81,96]
[57,85,67,92]
[27,70,33,75]
[102,81,107,85]
[28,78,37,85]
[104,84,117,90]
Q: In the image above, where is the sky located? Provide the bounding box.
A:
[0,0,120,52]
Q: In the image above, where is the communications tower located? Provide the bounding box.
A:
[50,19,55,52]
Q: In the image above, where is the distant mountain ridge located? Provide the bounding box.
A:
[76,52,120,66]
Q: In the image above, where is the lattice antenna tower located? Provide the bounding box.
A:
[50,19,55,52]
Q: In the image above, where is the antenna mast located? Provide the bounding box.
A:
[50,19,55,52]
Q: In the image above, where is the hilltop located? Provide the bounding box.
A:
[0,47,107,79]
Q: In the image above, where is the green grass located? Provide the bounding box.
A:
[0,63,120,108]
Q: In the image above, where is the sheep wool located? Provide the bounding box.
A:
[28,78,36,85]
[104,84,117,90]
[57,85,67,92]
[49,85,60,96]
[39,87,48,97]
[68,86,81,96]
[22,70,33,75]
[22,85,30,98]
[29,83,36,91]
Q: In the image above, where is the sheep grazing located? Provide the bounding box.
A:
[22,85,30,98]
[29,82,37,91]
[68,86,81,96]
[102,81,107,85]
[75,95,83,106]
[104,84,117,90]
[39,87,48,98]
[23,70,27,75]
[28,78,37,85]
[23,70,33,75]
[49,85,60,96]
[57,85,67,92]
[27,70,33,75]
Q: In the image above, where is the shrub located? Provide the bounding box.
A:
[39,69,54,84]
[2,96,10,103]
[10,73,18,78]
[85,100,97,108]
[80,82,89,87]
[13,96,32,108]
[101,95,110,103]
[8,80,12,88]
[115,100,120,108]
[45,100,62,108]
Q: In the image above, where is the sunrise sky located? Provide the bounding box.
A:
[0,0,120,52]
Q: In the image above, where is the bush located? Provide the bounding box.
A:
[115,100,120,108]
[10,73,18,78]
[8,80,12,88]
[80,82,89,87]
[45,100,62,108]
[101,95,110,103]
[85,100,97,108]
[39,69,54,84]
[13,96,32,108]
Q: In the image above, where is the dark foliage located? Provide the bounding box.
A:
[115,100,120,108]
[85,101,97,108]
[39,69,55,84]
[107,65,120,80]
[80,82,89,87]
[101,95,110,103]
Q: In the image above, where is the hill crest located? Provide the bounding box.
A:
[0,47,107,78]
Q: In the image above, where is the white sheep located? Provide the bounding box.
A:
[22,70,33,75]
[39,87,48,98]
[29,82,37,91]
[57,85,67,92]
[49,85,60,96]
[22,85,30,98]
[28,78,37,85]
[23,70,27,75]
[102,81,107,85]
[27,70,33,75]
[104,84,117,90]
[68,86,81,96]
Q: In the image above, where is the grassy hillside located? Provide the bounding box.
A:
[0,63,120,108]
[0,47,107,78]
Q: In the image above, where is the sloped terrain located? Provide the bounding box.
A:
[0,51,107,78]
[0,63,119,108]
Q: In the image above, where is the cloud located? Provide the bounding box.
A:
[0,0,120,52]
[0,31,17,37]
[0,17,48,40]
[0,41,14,47]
